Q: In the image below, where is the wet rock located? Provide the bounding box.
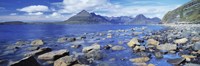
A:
[54,56,77,66]
[193,42,200,50]
[27,46,39,51]
[15,41,27,45]
[85,50,103,60]
[181,55,197,61]
[129,57,150,63]
[10,56,40,66]
[24,47,52,57]
[133,63,147,66]
[154,52,163,59]
[147,39,159,46]
[67,37,76,42]
[31,39,44,46]
[71,44,81,49]
[73,64,89,66]
[57,37,68,43]
[107,33,112,38]
[76,55,90,64]
[38,49,69,61]
[103,44,112,50]
[156,44,177,51]
[184,63,200,66]
[167,58,185,65]
[127,38,140,47]
[97,62,111,66]
[111,45,125,51]
[191,37,200,43]
[133,46,145,51]
[136,52,150,57]
[82,43,100,53]
[148,64,155,66]
[174,38,188,44]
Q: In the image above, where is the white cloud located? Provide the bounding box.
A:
[10,13,17,16]
[17,5,49,13]
[28,12,43,15]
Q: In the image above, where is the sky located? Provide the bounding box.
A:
[0,0,191,22]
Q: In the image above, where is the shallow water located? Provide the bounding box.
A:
[0,24,178,66]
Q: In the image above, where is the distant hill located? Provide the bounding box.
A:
[63,10,110,24]
[0,21,27,25]
[125,14,161,24]
[162,0,200,24]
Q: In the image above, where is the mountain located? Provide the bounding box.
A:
[0,21,27,25]
[126,14,161,24]
[63,10,110,24]
[104,16,133,24]
[162,0,200,24]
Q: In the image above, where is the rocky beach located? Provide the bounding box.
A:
[0,24,199,66]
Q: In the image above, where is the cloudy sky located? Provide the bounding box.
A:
[0,0,190,22]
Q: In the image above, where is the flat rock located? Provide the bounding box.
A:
[174,38,188,44]
[111,45,125,51]
[54,56,77,66]
[156,44,177,51]
[147,39,159,46]
[129,57,150,63]
[31,39,44,46]
[167,58,185,65]
[82,43,100,53]
[38,49,69,61]
[10,56,40,66]
[127,38,140,47]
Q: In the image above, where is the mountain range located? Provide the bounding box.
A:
[62,10,161,24]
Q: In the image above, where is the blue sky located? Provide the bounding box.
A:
[0,0,190,22]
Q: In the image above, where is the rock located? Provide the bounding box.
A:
[57,37,68,43]
[193,42,200,50]
[27,46,39,51]
[82,43,100,53]
[85,50,103,60]
[71,44,81,49]
[67,37,76,42]
[154,52,163,59]
[136,52,150,57]
[15,41,27,45]
[174,38,188,44]
[133,46,145,51]
[76,55,90,64]
[73,64,89,66]
[191,37,200,43]
[111,45,125,51]
[167,58,185,65]
[38,49,69,61]
[10,56,40,66]
[103,44,112,50]
[181,55,197,61]
[184,63,200,66]
[198,50,200,54]
[54,56,77,66]
[31,39,44,46]
[107,33,112,38]
[133,63,147,66]
[97,62,111,66]
[24,47,52,57]
[148,64,155,66]
[127,38,140,47]
[129,57,150,63]
[156,44,177,51]
[147,39,159,46]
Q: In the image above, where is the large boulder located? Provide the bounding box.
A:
[10,56,40,66]
[129,57,150,63]
[82,43,100,53]
[127,38,140,47]
[156,44,177,51]
[54,56,77,66]
[147,39,159,46]
[31,39,44,46]
[174,38,188,44]
[38,50,69,61]
[111,45,125,51]
[24,47,52,57]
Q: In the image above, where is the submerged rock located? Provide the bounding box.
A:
[167,58,185,65]
[147,39,159,46]
[127,38,140,47]
[38,49,69,61]
[85,50,103,60]
[10,56,40,66]
[31,39,44,46]
[174,38,188,44]
[111,45,125,51]
[129,57,150,63]
[54,56,77,66]
[156,44,177,51]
